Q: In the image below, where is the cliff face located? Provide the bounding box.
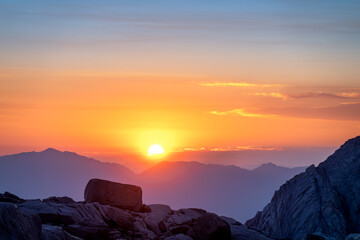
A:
[246,136,360,240]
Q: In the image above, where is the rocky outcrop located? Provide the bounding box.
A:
[189,213,231,240]
[0,191,24,204]
[0,202,42,240]
[246,136,360,240]
[221,217,272,240]
[0,182,233,239]
[84,178,143,212]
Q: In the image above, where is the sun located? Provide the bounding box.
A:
[147,144,164,156]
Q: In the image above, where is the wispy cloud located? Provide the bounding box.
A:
[209,108,279,118]
[200,82,279,87]
[258,102,360,121]
[253,91,360,100]
[254,92,288,100]
[209,102,360,121]
[182,146,282,152]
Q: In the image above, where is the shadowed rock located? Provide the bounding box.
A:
[0,191,24,204]
[84,178,143,212]
[42,224,82,240]
[0,202,42,240]
[43,196,76,204]
[189,213,231,240]
[246,136,360,240]
[221,216,271,240]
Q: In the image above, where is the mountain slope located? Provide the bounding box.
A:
[138,161,305,221]
[0,148,136,200]
[246,136,360,240]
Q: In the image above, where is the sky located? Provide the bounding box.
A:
[0,0,359,167]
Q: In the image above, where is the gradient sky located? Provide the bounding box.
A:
[0,0,359,162]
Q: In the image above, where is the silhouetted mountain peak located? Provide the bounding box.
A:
[42,148,61,153]
[255,162,279,170]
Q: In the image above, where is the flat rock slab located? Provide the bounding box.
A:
[84,179,143,211]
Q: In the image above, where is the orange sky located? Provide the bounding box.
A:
[0,67,359,157]
[0,1,359,159]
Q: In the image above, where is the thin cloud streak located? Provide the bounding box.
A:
[200,82,279,87]
[211,103,360,121]
[209,109,279,118]
[254,92,288,100]
[253,91,360,100]
[181,146,283,152]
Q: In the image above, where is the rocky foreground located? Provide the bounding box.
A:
[0,178,267,240]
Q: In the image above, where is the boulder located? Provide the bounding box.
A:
[148,204,173,216]
[43,196,76,204]
[167,208,204,225]
[84,178,143,211]
[307,232,337,240]
[189,213,231,240]
[0,191,24,203]
[221,216,271,240]
[64,224,110,240]
[165,233,193,240]
[20,200,76,225]
[103,205,134,228]
[133,220,157,237]
[144,204,173,235]
[346,234,360,240]
[0,202,42,240]
[42,224,82,240]
[171,225,191,235]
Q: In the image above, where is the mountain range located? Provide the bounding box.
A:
[0,148,305,222]
[1,136,360,239]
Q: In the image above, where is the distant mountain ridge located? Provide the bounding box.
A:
[137,160,306,221]
[0,148,306,221]
[0,148,136,200]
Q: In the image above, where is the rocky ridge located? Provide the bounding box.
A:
[0,179,246,240]
[246,136,360,240]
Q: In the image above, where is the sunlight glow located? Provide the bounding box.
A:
[148,144,164,156]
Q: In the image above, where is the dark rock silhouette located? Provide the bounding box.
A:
[0,180,233,240]
[246,136,360,240]
[84,179,143,212]
[189,213,231,240]
[0,191,24,204]
[0,202,42,240]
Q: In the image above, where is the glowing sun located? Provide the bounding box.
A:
[148,144,164,156]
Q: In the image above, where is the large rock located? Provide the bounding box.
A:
[346,234,360,240]
[144,204,173,235]
[0,202,42,240]
[306,232,337,240]
[221,216,271,240]
[189,213,231,240]
[42,224,82,240]
[165,233,193,240]
[0,191,24,203]
[64,224,110,240]
[246,136,360,240]
[84,178,143,211]
[102,205,134,228]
